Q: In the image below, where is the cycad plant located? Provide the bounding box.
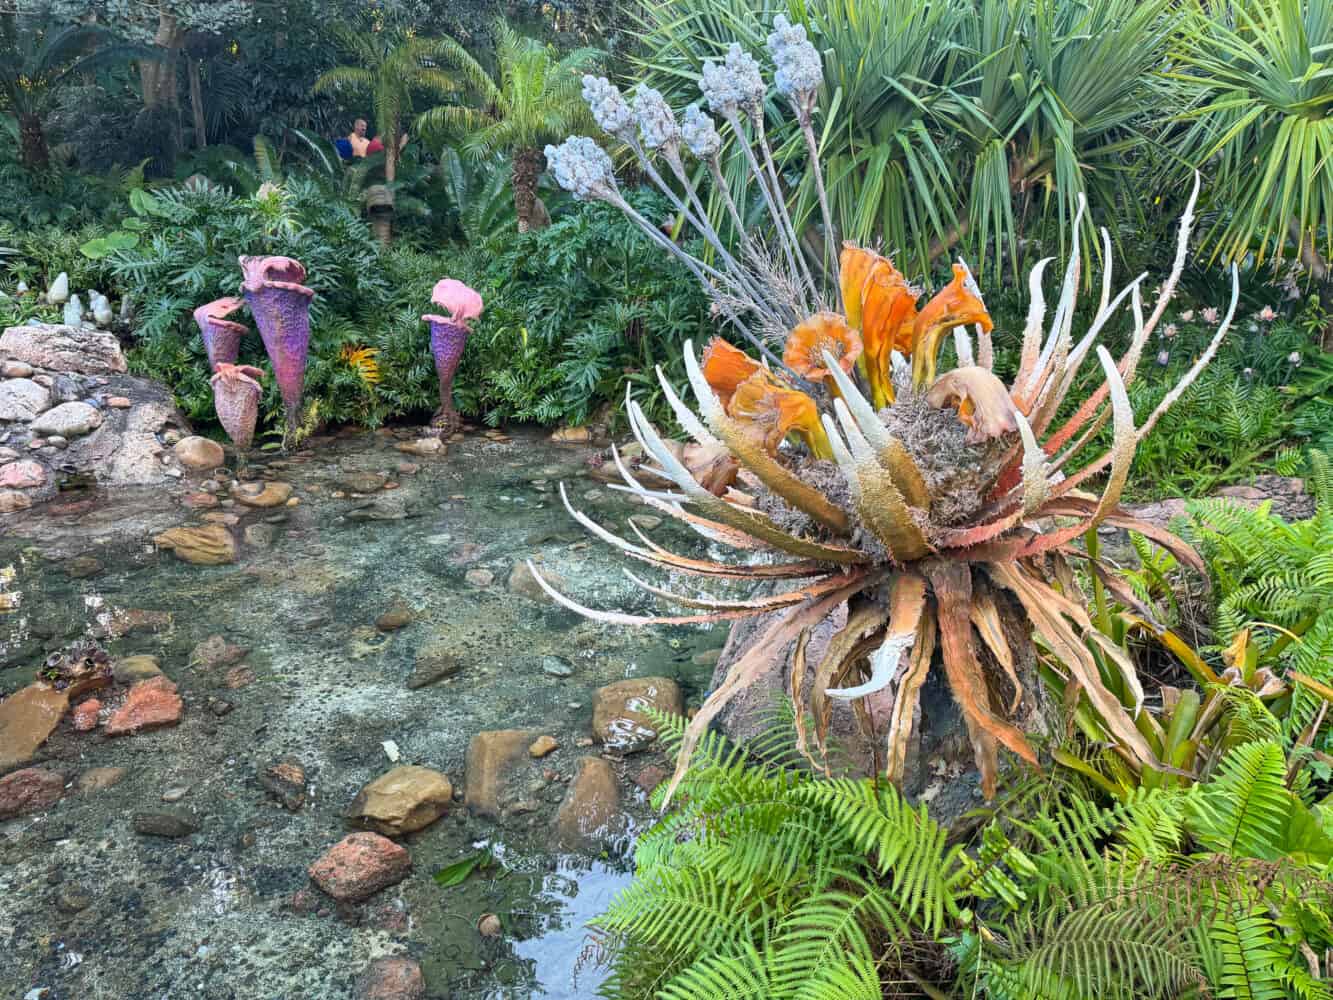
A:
[536,22,1238,802]
[416,24,600,232]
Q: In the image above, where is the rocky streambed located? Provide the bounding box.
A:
[0,355,727,998]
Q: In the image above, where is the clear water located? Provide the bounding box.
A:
[0,428,724,999]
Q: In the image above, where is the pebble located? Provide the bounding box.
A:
[133,811,199,838]
[528,736,559,758]
[258,757,306,811]
[541,655,573,678]
[1,360,34,378]
[161,785,190,803]
[71,699,101,732]
[375,602,414,631]
[223,665,255,689]
[355,957,426,1000]
[464,568,493,587]
[64,555,103,579]
[106,396,131,409]
[76,767,127,793]
[54,884,92,914]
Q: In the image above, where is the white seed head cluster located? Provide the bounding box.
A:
[633,84,681,150]
[582,75,634,138]
[766,15,822,99]
[681,104,722,158]
[700,43,766,114]
[544,137,616,202]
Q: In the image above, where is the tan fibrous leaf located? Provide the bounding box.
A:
[925,367,1019,444]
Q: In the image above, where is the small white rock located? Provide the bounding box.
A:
[46,272,69,305]
[382,739,401,763]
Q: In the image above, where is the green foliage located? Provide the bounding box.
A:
[596,714,1333,999]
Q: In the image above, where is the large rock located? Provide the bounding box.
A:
[0,766,66,820]
[0,378,50,421]
[0,683,70,770]
[346,765,453,835]
[30,401,102,438]
[308,832,411,902]
[0,460,46,489]
[592,677,683,753]
[0,323,127,374]
[153,524,236,565]
[554,757,622,847]
[173,436,225,470]
[104,676,183,735]
[464,729,537,818]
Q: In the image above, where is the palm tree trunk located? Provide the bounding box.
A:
[18,113,50,171]
[188,57,207,149]
[512,147,544,233]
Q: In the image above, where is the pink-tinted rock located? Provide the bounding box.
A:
[183,491,219,509]
[107,396,132,409]
[0,767,65,819]
[104,676,182,735]
[308,832,411,902]
[223,665,255,689]
[355,957,425,1000]
[0,460,45,489]
[72,699,102,732]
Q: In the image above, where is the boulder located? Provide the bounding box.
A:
[0,378,50,421]
[153,524,236,565]
[30,401,102,438]
[464,729,538,818]
[592,677,683,753]
[346,765,453,835]
[0,683,70,770]
[173,436,225,470]
[308,832,411,902]
[0,766,66,820]
[554,757,622,847]
[104,676,183,735]
[0,323,127,374]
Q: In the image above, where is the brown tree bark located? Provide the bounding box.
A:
[139,10,184,154]
[188,57,207,149]
[18,113,50,170]
[512,146,545,233]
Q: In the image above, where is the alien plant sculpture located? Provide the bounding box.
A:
[423,278,483,434]
[239,255,314,439]
[210,363,265,450]
[534,18,1239,805]
[194,296,249,371]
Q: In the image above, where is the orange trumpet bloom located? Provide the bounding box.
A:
[701,337,762,408]
[910,264,993,389]
[839,243,879,331]
[783,312,862,397]
[728,370,832,460]
[860,264,919,408]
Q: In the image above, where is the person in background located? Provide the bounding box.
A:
[346,118,370,158]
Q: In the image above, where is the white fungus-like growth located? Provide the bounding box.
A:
[681,104,722,158]
[544,137,617,202]
[700,43,766,115]
[582,75,634,138]
[632,85,680,151]
[767,15,822,99]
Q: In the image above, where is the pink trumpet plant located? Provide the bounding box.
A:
[239,255,314,437]
[422,278,484,434]
[193,296,248,370]
[210,363,264,449]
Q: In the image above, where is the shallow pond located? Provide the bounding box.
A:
[0,427,727,999]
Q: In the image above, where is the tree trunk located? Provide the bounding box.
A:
[18,113,50,171]
[188,57,207,149]
[385,134,397,184]
[139,11,184,157]
[512,146,545,233]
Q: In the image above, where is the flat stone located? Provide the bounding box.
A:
[0,360,33,378]
[0,489,31,513]
[592,677,683,753]
[106,396,132,409]
[464,729,538,818]
[347,765,453,835]
[72,699,101,732]
[550,426,591,443]
[161,785,190,803]
[183,491,219,510]
[308,832,411,902]
[628,514,662,530]
[0,683,70,770]
[394,438,443,457]
[112,655,163,684]
[464,568,493,587]
[0,323,127,374]
[406,646,462,689]
[76,766,127,793]
[0,767,66,820]
[375,601,413,632]
[234,481,293,508]
[540,655,573,678]
[528,735,559,758]
[355,957,426,1000]
[257,757,307,811]
[54,884,93,914]
[153,524,236,565]
[338,471,387,493]
[223,665,256,689]
[555,757,622,846]
[0,378,50,421]
[133,810,198,838]
[64,555,103,579]
[506,561,567,603]
[30,401,102,438]
[173,436,225,470]
[104,676,182,735]
[243,523,276,547]
[202,511,240,526]
[189,634,248,670]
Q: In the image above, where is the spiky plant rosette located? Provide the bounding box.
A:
[538,26,1239,805]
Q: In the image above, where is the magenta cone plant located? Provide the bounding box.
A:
[239,255,314,437]
[194,296,249,371]
[210,363,264,449]
[422,278,483,433]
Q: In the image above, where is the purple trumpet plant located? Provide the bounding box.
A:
[239,255,314,437]
[210,363,264,449]
[193,296,248,370]
[422,278,483,434]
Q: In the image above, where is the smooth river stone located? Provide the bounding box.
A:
[0,683,70,770]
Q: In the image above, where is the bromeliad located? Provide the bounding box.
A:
[539,20,1237,805]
